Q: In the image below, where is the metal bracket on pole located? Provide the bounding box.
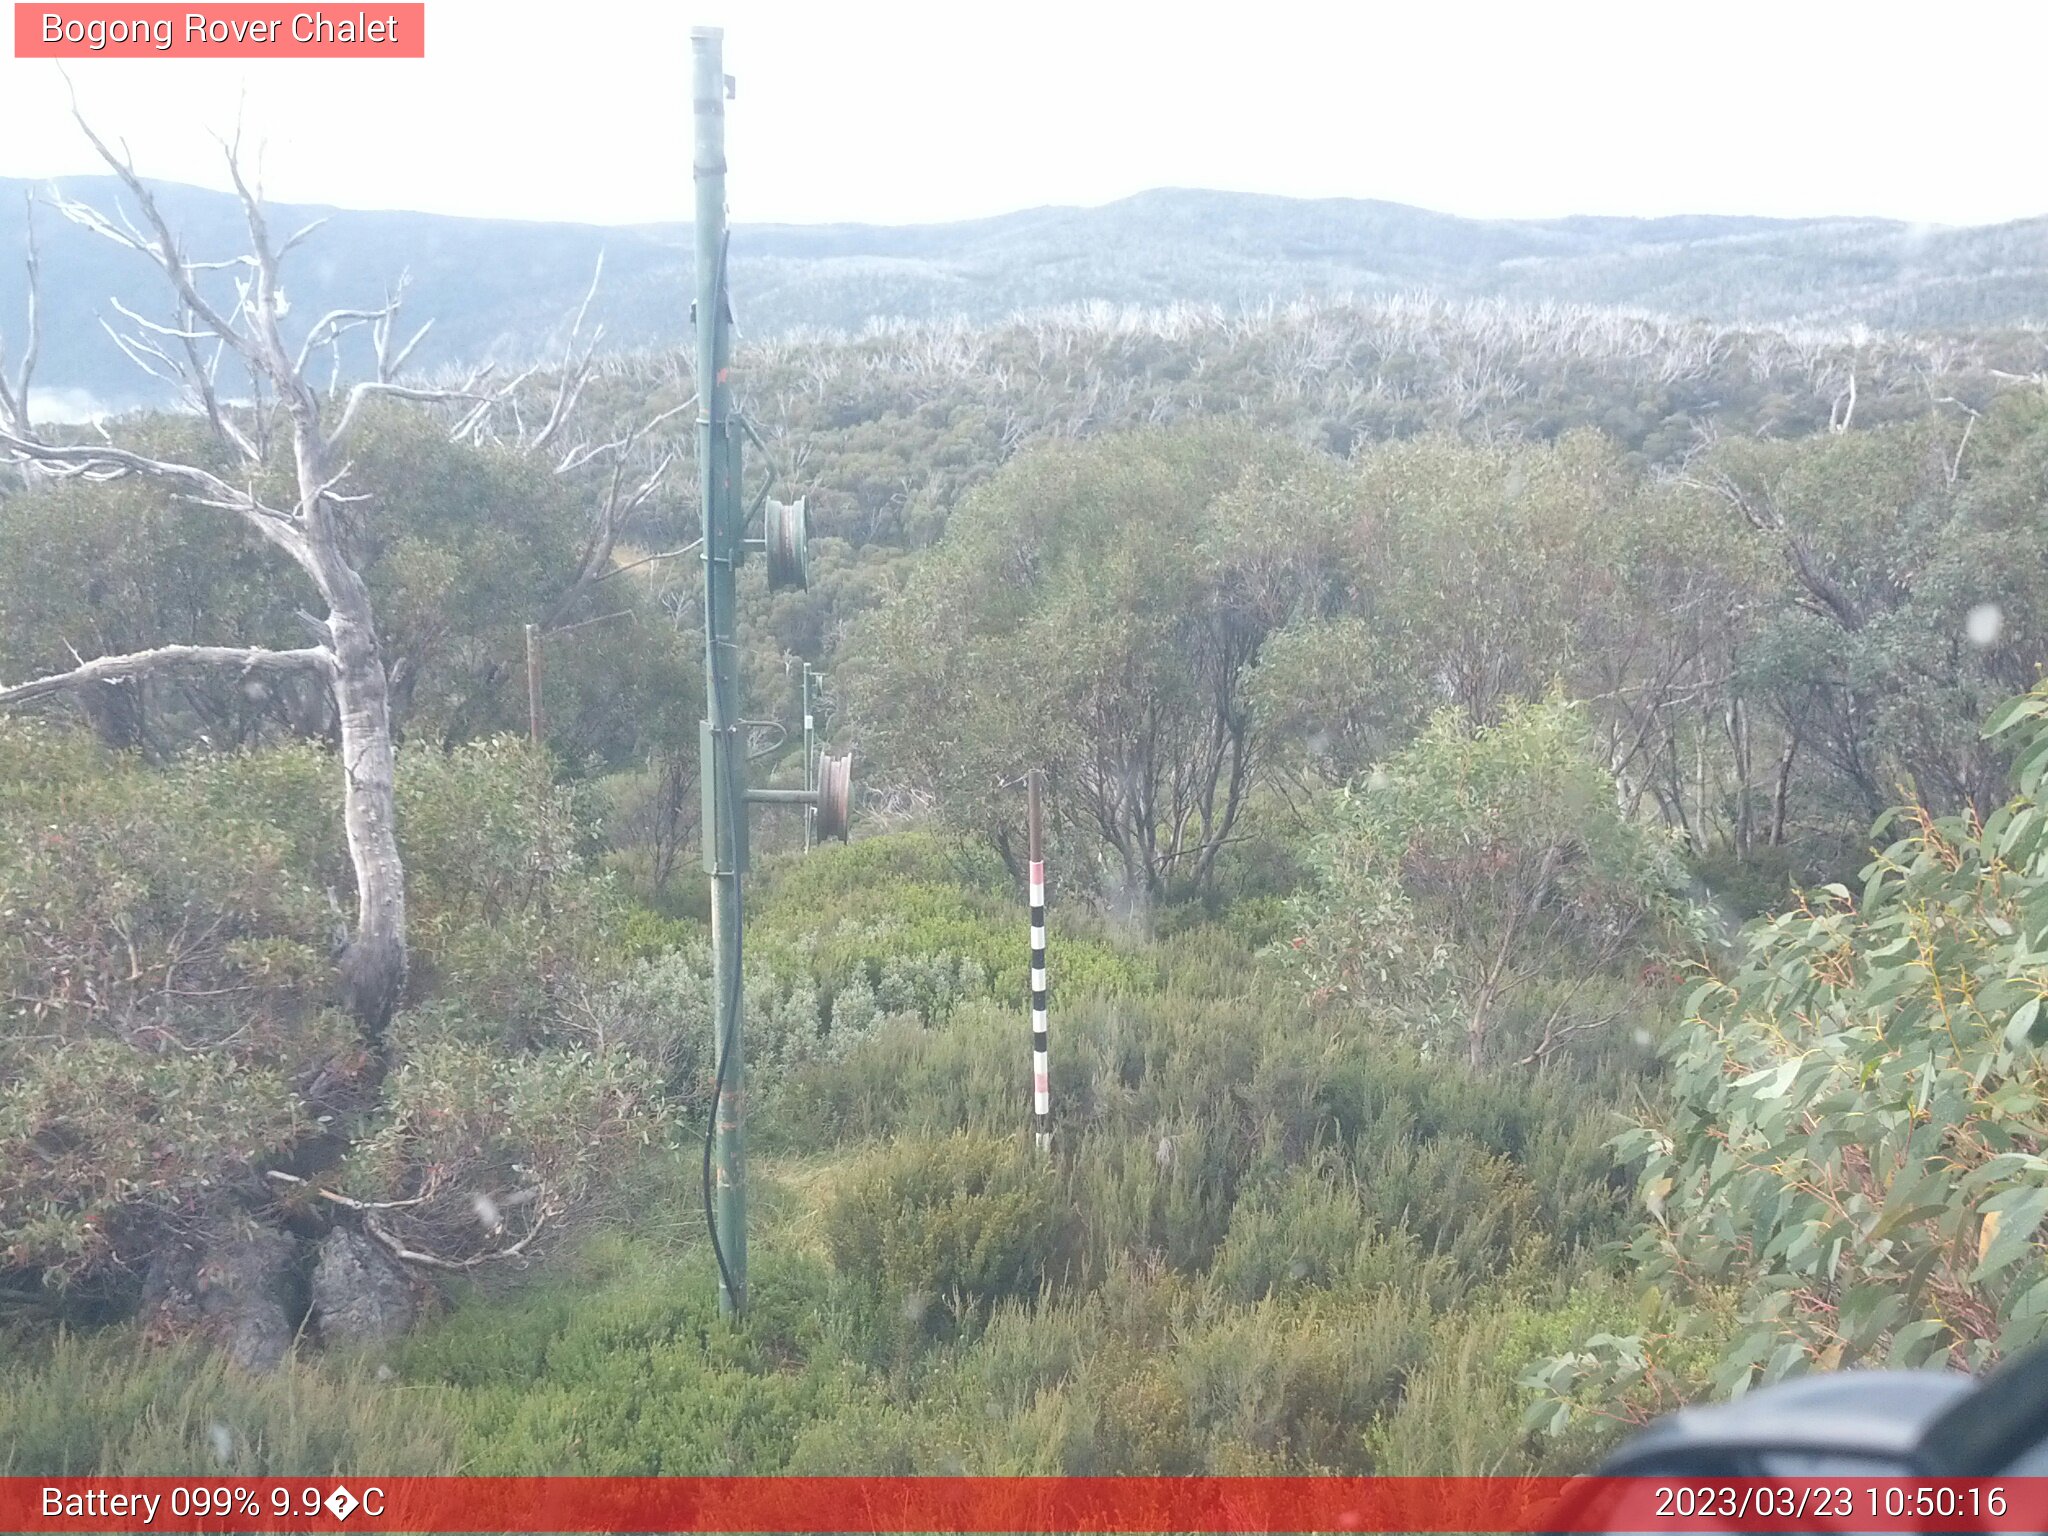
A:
[700,721,750,875]
[744,751,851,842]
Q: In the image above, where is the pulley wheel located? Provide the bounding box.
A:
[764,497,809,593]
[814,750,852,842]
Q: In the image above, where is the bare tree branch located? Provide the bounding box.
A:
[266,1171,554,1269]
[593,537,702,584]
[293,304,389,378]
[328,376,500,453]
[264,1168,436,1210]
[0,190,41,441]
[58,99,265,378]
[538,439,682,630]
[0,429,308,557]
[363,1207,551,1271]
[175,309,264,462]
[15,105,419,1043]
[275,215,327,261]
[524,254,606,454]
[0,642,334,707]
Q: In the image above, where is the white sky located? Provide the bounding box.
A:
[1,0,2044,228]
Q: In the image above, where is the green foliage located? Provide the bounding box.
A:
[316,739,672,1260]
[1168,1288,1430,1471]
[1313,1044,1633,1257]
[0,723,667,1294]
[1370,1272,1641,1474]
[396,1237,865,1473]
[25,257,2048,1480]
[0,408,699,776]
[339,1036,669,1265]
[0,721,340,1052]
[0,425,315,754]
[748,832,1153,1022]
[844,426,1354,905]
[1702,408,2048,826]
[0,722,340,1279]
[822,1133,1070,1327]
[1690,843,1804,922]
[1207,1162,1415,1302]
[1284,701,1693,1067]
[1536,685,2048,1429]
[0,1046,303,1281]
[396,737,622,1039]
[0,736,1646,1474]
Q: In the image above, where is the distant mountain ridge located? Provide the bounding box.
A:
[2,178,2045,412]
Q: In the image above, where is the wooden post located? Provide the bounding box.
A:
[524,622,544,745]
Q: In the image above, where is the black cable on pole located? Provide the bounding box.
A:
[702,760,744,1312]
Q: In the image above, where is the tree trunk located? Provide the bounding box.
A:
[328,577,408,1039]
[1730,698,1753,856]
[1770,729,1800,847]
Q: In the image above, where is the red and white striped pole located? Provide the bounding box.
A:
[1027,769,1050,1154]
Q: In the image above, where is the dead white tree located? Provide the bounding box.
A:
[0,192,39,486]
[0,115,505,1040]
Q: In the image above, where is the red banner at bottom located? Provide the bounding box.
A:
[7,1476,2048,1532]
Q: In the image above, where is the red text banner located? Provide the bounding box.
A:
[5,1476,2048,1532]
[15,5,425,57]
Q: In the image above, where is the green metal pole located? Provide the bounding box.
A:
[692,24,745,1318]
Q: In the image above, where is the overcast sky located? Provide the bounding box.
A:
[2,0,2044,229]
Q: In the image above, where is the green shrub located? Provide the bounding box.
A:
[0,1045,305,1280]
[749,832,1155,1022]
[1689,842,1802,922]
[1281,700,1693,1069]
[822,1133,1070,1328]
[1314,1045,1633,1259]
[1209,1161,1383,1301]
[763,1005,1024,1153]
[0,722,671,1299]
[397,1236,869,1473]
[1066,1124,1240,1279]
[0,724,339,1282]
[397,738,623,1040]
[1172,1288,1431,1471]
[336,1038,670,1267]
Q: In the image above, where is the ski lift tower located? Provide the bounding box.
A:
[692,26,851,1318]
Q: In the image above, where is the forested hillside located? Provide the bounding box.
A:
[6,175,2048,412]
[6,167,2048,1478]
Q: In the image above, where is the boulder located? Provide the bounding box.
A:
[309,1225,416,1345]
[142,1216,299,1371]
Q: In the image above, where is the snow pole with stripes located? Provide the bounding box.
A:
[1027,768,1050,1154]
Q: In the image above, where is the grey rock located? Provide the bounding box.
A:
[310,1226,416,1346]
[143,1216,299,1371]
